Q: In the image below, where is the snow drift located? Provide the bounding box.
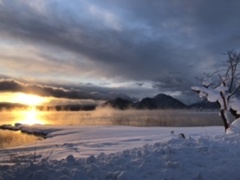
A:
[0,126,240,180]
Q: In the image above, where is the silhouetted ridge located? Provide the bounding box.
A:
[152,94,186,109]
[1,94,218,111]
[134,98,157,109]
[101,98,133,110]
[102,94,186,110]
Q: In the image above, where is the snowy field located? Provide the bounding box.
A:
[1,125,240,180]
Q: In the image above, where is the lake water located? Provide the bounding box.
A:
[0,109,222,126]
[0,109,222,148]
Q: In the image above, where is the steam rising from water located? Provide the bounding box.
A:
[0,108,221,148]
[1,108,221,127]
[50,108,220,127]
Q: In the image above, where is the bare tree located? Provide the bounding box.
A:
[192,51,240,132]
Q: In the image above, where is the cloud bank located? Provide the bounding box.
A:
[1,0,240,103]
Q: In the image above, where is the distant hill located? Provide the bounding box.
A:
[0,94,219,111]
[101,98,133,110]
[134,94,186,109]
[134,97,157,109]
[101,93,187,110]
[152,94,186,109]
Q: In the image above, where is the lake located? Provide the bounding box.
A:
[0,108,221,126]
[0,109,222,148]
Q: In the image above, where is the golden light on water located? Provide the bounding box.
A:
[0,92,50,125]
[14,107,47,125]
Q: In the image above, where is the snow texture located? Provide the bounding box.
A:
[192,85,240,114]
[191,86,221,103]
[1,126,240,179]
[229,97,240,115]
[191,85,231,110]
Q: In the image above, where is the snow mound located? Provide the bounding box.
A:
[231,118,240,128]
[1,134,240,180]
[227,118,240,134]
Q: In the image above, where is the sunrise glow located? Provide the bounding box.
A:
[14,93,49,106]
[16,107,46,125]
[0,92,50,106]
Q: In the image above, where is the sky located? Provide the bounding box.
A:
[1,0,240,105]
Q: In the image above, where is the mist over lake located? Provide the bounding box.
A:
[1,109,221,127]
[0,109,223,148]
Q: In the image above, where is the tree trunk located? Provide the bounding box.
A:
[230,108,240,119]
[220,109,230,132]
[219,92,230,132]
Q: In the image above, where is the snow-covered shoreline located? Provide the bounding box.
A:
[1,125,240,179]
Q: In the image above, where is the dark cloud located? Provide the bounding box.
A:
[0,79,88,99]
[0,79,137,101]
[0,79,25,92]
[1,0,240,103]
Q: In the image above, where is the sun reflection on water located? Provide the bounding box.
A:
[15,107,47,125]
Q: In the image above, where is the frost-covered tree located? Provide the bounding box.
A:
[192,51,240,132]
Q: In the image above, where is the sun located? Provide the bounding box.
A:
[3,93,50,125]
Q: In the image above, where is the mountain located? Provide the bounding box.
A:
[101,98,133,110]
[152,94,186,109]
[134,94,186,109]
[101,94,187,110]
[134,97,157,109]
[1,94,218,111]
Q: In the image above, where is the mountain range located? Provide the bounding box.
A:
[0,94,218,111]
[101,93,218,110]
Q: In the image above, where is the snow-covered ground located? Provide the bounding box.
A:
[1,125,240,180]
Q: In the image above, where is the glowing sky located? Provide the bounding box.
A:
[1,0,240,104]
[0,92,50,106]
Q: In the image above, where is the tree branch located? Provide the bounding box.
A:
[229,84,240,98]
